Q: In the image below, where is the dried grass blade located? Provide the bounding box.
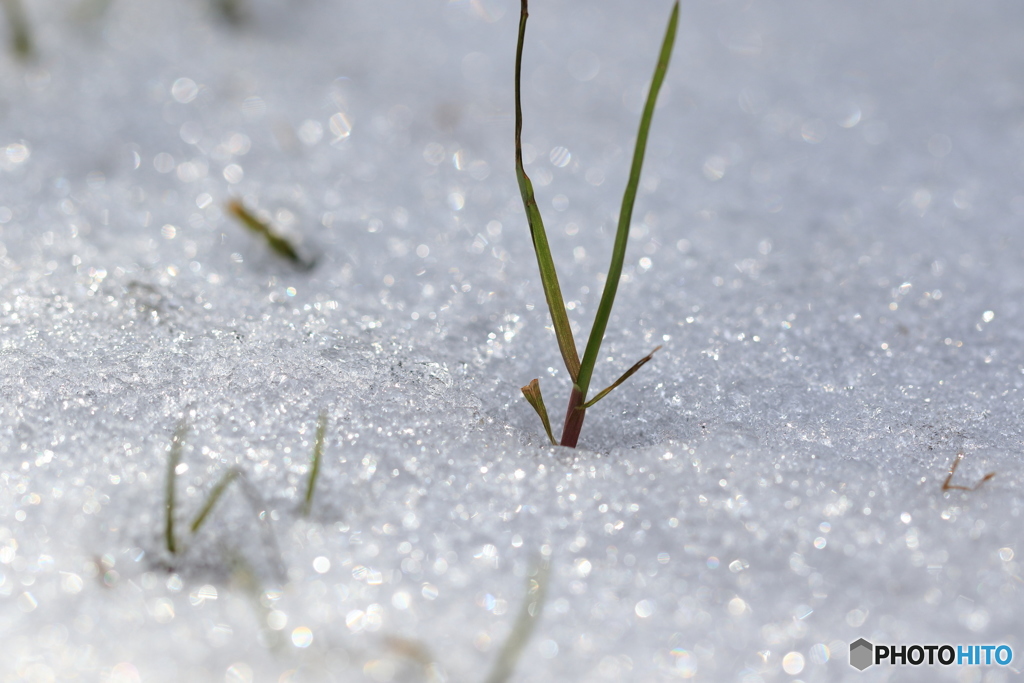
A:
[576,2,678,397]
[521,379,556,445]
[515,0,580,381]
[582,345,662,409]
[942,452,996,492]
[384,635,439,678]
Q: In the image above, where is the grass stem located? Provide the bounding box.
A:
[558,385,586,450]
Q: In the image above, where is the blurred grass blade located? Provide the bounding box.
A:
[301,411,328,517]
[583,345,661,409]
[515,0,580,382]
[575,2,678,398]
[235,475,289,583]
[385,636,441,680]
[223,549,291,654]
[213,0,246,26]
[521,379,556,445]
[482,558,551,683]
[3,0,33,59]
[227,199,314,270]
[165,420,188,555]
[225,548,261,595]
[73,0,114,22]
[190,468,242,533]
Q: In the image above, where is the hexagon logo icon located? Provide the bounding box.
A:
[850,638,874,671]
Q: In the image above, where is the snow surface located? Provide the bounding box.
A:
[1,0,1023,681]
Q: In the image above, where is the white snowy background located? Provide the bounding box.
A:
[1,0,1022,681]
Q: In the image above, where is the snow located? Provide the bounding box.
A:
[1,0,1023,681]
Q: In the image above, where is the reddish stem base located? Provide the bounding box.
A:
[559,386,586,448]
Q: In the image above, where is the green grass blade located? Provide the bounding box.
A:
[515,0,580,382]
[301,411,328,517]
[520,379,556,445]
[213,0,246,25]
[165,420,188,555]
[3,0,33,59]
[575,2,678,398]
[227,199,314,270]
[482,558,551,683]
[190,468,242,534]
[582,345,661,409]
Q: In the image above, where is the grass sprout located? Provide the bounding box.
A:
[301,411,328,517]
[942,451,996,492]
[161,420,289,581]
[482,558,550,683]
[227,199,315,270]
[515,0,678,447]
[3,0,32,59]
